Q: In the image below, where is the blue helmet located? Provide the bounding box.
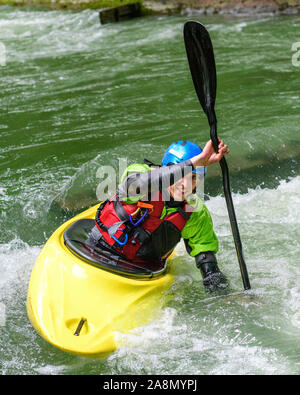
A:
[162,140,206,175]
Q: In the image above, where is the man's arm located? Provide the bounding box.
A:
[118,160,194,200]
[117,138,229,200]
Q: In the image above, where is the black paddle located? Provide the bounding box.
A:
[183,21,251,290]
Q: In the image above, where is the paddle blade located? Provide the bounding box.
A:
[184,21,217,126]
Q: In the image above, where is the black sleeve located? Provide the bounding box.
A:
[117,159,195,199]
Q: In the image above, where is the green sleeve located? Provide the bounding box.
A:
[120,163,151,182]
[181,198,219,256]
[119,163,151,204]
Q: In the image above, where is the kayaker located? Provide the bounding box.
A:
[88,139,229,292]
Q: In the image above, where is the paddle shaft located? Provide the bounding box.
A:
[220,158,251,290]
[210,116,251,290]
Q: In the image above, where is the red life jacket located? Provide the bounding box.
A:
[95,191,193,263]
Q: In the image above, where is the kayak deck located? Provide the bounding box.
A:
[27,204,174,357]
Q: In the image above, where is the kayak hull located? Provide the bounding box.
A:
[27,204,174,357]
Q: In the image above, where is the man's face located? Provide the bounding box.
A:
[169,172,199,202]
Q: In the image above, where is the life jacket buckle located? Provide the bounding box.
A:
[107,222,128,246]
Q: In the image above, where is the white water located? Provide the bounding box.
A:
[1,176,299,374]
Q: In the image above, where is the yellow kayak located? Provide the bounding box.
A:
[27,204,174,357]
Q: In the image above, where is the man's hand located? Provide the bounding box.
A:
[192,138,229,168]
[195,252,229,293]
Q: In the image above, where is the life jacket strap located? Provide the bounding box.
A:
[143,158,161,168]
[177,206,191,221]
[95,200,109,233]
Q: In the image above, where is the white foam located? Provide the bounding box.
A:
[0,240,41,301]
[110,301,291,374]
[208,344,290,375]
[206,176,300,225]
[0,302,6,327]
[0,9,103,64]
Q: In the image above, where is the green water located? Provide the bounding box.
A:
[0,6,299,374]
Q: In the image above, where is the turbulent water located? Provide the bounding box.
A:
[0,6,299,375]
